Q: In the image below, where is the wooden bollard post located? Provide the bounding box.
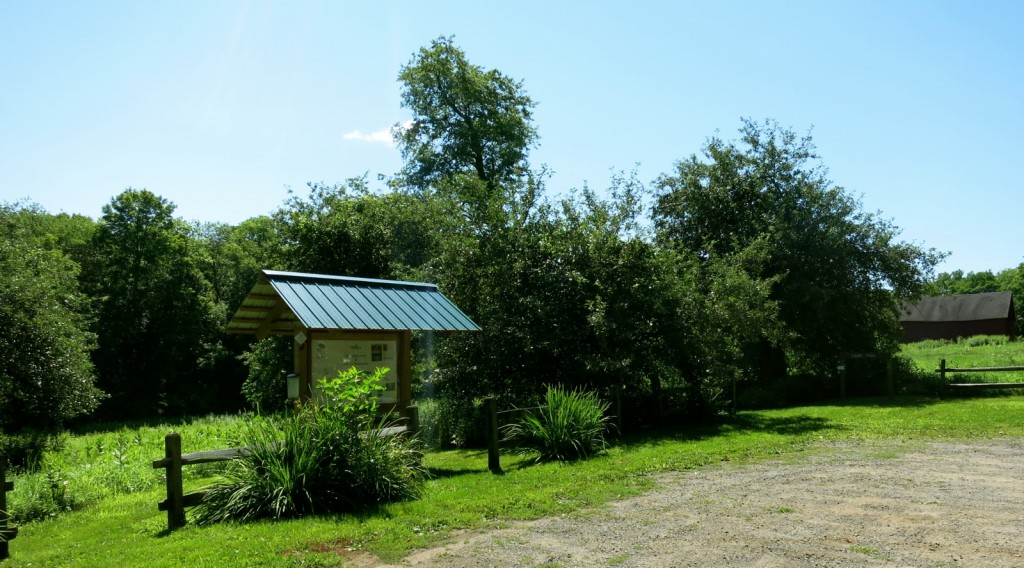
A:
[406,405,420,437]
[612,386,623,435]
[485,397,501,474]
[886,357,895,397]
[1,461,17,561]
[838,363,847,400]
[161,433,186,530]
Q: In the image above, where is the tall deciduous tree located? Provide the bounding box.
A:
[85,189,222,418]
[0,204,104,432]
[654,119,943,376]
[396,36,539,233]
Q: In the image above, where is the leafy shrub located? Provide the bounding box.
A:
[194,367,425,523]
[502,386,614,462]
[240,336,293,413]
[0,430,62,472]
[414,396,485,449]
[5,466,85,523]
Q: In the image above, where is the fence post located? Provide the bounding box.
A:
[611,386,623,435]
[406,405,420,437]
[886,357,895,397]
[939,359,946,383]
[162,433,186,530]
[485,397,501,474]
[1,461,17,561]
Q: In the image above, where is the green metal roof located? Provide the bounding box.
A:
[226,270,479,337]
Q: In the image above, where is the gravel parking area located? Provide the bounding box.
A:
[377,439,1024,567]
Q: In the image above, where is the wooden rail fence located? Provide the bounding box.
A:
[937,358,1024,390]
[152,432,241,530]
[1,462,18,561]
[153,407,418,531]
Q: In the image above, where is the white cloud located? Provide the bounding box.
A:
[343,126,395,146]
[342,121,414,147]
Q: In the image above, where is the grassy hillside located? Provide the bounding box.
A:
[901,335,1024,384]
[6,396,1024,567]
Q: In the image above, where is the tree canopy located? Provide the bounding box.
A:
[84,189,227,418]
[396,36,538,189]
[2,40,977,438]
[654,119,944,375]
[0,204,104,432]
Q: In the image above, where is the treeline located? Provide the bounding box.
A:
[2,37,945,448]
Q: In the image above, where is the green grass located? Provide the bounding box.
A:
[6,396,1024,566]
[901,335,1024,384]
[5,415,242,523]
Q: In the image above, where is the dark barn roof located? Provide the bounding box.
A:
[226,270,480,337]
[900,291,1015,342]
[900,291,1013,323]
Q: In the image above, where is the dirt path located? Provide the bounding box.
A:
[376,439,1024,567]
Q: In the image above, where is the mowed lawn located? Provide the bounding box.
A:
[6,393,1024,567]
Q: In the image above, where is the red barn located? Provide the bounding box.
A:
[899,291,1016,343]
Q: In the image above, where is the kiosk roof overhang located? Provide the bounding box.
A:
[226,270,480,337]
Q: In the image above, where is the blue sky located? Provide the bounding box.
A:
[2,1,1021,274]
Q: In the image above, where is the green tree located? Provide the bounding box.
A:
[275,179,448,279]
[0,204,104,433]
[85,189,223,418]
[653,119,943,376]
[396,37,540,234]
[396,36,538,189]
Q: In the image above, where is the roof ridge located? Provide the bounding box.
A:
[262,269,438,290]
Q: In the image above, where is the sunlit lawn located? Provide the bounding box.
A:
[6,395,1024,567]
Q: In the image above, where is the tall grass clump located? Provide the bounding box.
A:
[193,367,425,524]
[502,385,614,462]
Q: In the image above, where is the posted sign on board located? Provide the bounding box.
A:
[310,339,398,403]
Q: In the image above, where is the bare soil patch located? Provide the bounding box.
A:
[376,439,1024,567]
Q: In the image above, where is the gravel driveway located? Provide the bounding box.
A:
[375,439,1024,567]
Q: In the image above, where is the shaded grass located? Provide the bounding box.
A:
[6,396,1024,566]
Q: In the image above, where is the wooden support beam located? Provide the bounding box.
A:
[247,293,278,301]
[229,317,267,324]
[256,302,288,340]
[239,305,274,313]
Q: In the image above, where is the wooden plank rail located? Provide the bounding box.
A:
[936,359,1024,391]
[941,366,1024,373]
[1,462,18,560]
